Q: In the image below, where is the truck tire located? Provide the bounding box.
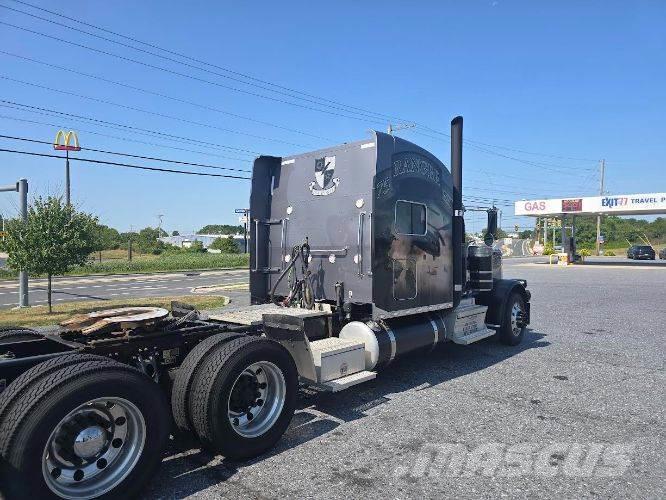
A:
[498,291,527,346]
[0,325,37,333]
[189,336,298,459]
[170,332,244,432]
[0,359,169,499]
[0,328,42,343]
[0,353,107,420]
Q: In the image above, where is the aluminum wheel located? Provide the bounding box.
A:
[510,301,524,336]
[227,361,286,438]
[42,397,146,499]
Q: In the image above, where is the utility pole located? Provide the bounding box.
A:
[387,123,416,136]
[157,214,164,240]
[595,159,605,255]
[552,222,556,246]
[128,225,133,262]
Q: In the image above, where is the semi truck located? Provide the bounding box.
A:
[0,116,530,499]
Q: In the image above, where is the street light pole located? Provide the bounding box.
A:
[0,180,28,306]
[65,149,70,205]
[235,208,250,253]
[54,130,80,206]
[17,178,28,307]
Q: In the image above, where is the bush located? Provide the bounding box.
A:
[188,241,207,253]
[579,248,591,257]
[209,236,240,253]
[543,243,555,255]
[604,250,616,256]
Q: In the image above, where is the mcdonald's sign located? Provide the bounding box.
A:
[53,130,81,151]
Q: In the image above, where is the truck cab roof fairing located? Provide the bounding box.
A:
[249,133,454,318]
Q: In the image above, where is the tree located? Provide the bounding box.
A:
[197,224,243,235]
[481,227,508,240]
[135,227,168,254]
[91,223,121,257]
[172,230,180,236]
[4,197,98,313]
[209,236,240,253]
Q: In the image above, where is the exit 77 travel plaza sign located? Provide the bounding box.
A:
[515,192,666,217]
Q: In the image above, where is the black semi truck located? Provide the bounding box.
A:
[0,117,530,499]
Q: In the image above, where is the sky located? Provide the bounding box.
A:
[0,0,664,234]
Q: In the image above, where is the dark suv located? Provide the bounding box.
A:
[627,245,656,260]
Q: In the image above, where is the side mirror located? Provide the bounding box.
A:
[485,208,498,246]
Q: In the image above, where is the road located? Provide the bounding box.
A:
[0,269,249,309]
[509,238,532,257]
[2,255,663,309]
[143,257,664,499]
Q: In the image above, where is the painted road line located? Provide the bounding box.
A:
[0,282,249,305]
[0,270,248,289]
[0,275,249,294]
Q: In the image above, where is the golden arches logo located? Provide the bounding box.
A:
[53,130,81,151]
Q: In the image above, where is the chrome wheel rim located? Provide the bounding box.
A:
[42,397,146,499]
[228,361,285,438]
[510,301,524,336]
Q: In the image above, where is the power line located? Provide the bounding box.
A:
[0,2,399,124]
[0,20,388,126]
[0,112,253,163]
[6,0,405,124]
[0,50,331,141]
[0,74,312,148]
[464,142,596,171]
[0,115,598,200]
[0,147,251,179]
[409,128,596,173]
[0,134,251,173]
[0,4,603,164]
[416,125,599,162]
[0,100,260,155]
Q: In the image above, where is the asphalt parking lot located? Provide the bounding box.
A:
[146,259,665,499]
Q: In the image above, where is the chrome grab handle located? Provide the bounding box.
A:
[280,218,288,269]
[252,218,286,272]
[368,212,373,276]
[357,211,366,277]
[253,219,260,272]
[309,247,348,256]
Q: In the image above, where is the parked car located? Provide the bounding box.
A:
[659,247,666,260]
[627,245,656,260]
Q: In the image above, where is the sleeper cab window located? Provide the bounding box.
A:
[394,200,427,236]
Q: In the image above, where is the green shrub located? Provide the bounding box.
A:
[604,250,616,256]
[578,248,591,257]
[209,236,240,253]
[543,243,555,255]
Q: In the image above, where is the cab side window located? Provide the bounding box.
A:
[395,200,427,236]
